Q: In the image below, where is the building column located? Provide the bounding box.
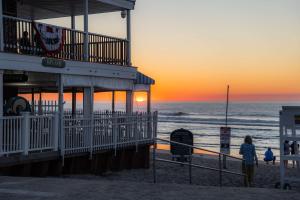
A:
[58,74,65,157]
[83,87,94,117]
[71,88,77,116]
[126,9,131,66]
[31,88,35,114]
[112,91,115,112]
[147,87,151,114]
[71,15,76,60]
[0,0,4,51]
[126,90,133,114]
[83,0,89,61]
[0,70,2,154]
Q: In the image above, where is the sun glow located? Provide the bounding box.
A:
[136,97,145,103]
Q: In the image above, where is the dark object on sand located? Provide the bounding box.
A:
[170,128,193,162]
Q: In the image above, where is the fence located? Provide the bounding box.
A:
[2,15,128,66]
[0,113,58,156]
[64,111,158,155]
[0,111,158,157]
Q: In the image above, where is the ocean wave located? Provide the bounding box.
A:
[158,117,278,128]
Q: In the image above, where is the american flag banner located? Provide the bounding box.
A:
[33,22,65,53]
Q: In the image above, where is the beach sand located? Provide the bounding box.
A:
[70,150,300,190]
[0,151,299,200]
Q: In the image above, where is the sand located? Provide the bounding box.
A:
[70,150,300,190]
[0,150,299,200]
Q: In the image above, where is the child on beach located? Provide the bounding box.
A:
[239,135,258,187]
[264,147,276,165]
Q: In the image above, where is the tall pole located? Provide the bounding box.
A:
[126,9,131,66]
[0,70,3,155]
[225,85,230,127]
[84,0,89,61]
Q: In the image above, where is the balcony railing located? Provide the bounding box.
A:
[2,15,129,66]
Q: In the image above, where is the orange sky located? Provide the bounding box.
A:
[46,0,300,102]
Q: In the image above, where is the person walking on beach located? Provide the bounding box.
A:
[284,140,290,168]
[239,135,258,187]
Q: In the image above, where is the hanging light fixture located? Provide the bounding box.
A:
[121,10,127,19]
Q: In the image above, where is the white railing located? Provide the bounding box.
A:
[63,112,158,155]
[29,114,58,152]
[1,111,157,157]
[0,116,23,155]
[0,113,58,156]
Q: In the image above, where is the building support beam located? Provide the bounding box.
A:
[0,0,4,51]
[31,88,35,114]
[71,88,77,116]
[0,70,3,154]
[58,74,65,158]
[126,9,131,66]
[147,87,151,114]
[71,15,76,60]
[83,87,94,117]
[112,91,115,112]
[83,0,89,61]
[126,90,133,114]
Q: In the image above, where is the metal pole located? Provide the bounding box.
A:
[189,147,192,184]
[219,154,222,187]
[153,142,157,183]
[225,85,229,127]
[83,0,89,61]
[223,85,230,169]
[126,9,131,66]
[0,0,4,52]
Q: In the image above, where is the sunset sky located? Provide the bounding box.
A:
[47,0,300,102]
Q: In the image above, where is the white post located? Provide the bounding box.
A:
[21,112,30,155]
[83,0,89,61]
[0,70,3,154]
[53,112,59,151]
[0,0,4,52]
[126,90,133,114]
[126,9,131,66]
[58,75,65,158]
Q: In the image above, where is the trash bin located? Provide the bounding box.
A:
[170,128,193,162]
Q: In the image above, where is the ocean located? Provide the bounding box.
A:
[150,102,300,159]
[85,101,300,158]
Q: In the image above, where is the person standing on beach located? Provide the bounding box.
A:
[284,140,290,168]
[291,141,299,168]
[239,135,258,187]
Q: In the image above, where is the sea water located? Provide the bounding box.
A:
[89,101,300,158]
[151,102,300,158]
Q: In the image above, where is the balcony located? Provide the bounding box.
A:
[2,15,129,66]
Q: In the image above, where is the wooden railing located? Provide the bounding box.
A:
[2,15,129,66]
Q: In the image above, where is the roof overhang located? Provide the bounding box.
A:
[16,0,136,20]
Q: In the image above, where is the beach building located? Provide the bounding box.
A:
[0,0,157,176]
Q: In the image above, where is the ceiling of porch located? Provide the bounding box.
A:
[16,0,135,20]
